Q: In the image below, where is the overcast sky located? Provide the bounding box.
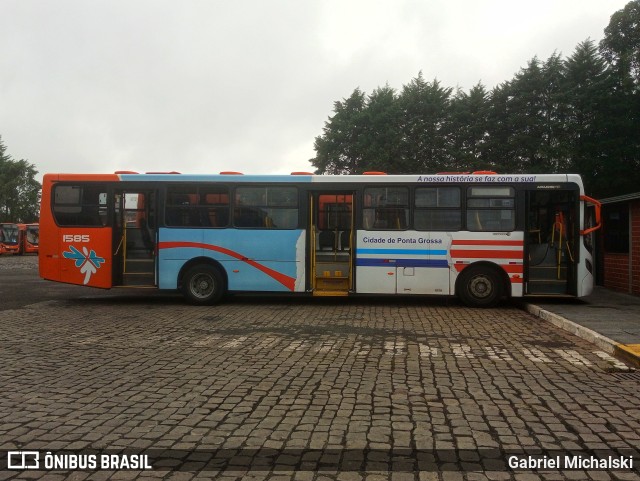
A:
[0,0,631,182]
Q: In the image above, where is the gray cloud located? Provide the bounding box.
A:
[0,0,629,180]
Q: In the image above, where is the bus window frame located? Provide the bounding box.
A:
[51,182,109,228]
[164,183,231,229]
[465,185,516,232]
[232,185,300,230]
[362,185,410,231]
[413,186,462,232]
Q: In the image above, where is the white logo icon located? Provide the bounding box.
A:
[7,451,39,469]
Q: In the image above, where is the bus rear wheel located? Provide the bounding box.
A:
[457,266,503,308]
[181,265,225,305]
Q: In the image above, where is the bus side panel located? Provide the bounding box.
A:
[39,177,60,282]
[355,230,451,295]
[449,232,525,297]
[39,222,60,282]
[157,228,305,292]
[58,228,112,288]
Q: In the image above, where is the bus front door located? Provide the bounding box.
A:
[113,190,157,287]
[525,189,578,296]
[311,193,354,296]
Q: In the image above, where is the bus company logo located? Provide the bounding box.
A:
[7,451,39,469]
[62,245,106,284]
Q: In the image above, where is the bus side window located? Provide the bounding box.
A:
[466,187,515,232]
[53,184,107,227]
[363,187,409,230]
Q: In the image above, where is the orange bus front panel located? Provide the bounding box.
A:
[59,228,112,288]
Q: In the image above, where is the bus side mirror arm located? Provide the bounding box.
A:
[580,194,602,236]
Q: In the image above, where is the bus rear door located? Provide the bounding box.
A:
[112,190,157,287]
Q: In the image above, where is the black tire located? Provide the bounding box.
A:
[181,265,225,305]
[457,266,503,308]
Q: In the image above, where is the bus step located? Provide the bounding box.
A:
[315,277,349,291]
[313,290,349,297]
[529,266,567,281]
[124,260,155,273]
[123,273,156,286]
[527,279,568,295]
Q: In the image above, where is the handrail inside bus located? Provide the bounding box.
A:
[580,194,602,236]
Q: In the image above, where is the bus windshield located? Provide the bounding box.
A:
[1,224,19,245]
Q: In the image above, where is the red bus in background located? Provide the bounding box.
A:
[0,223,21,254]
[0,222,39,255]
[21,223,40,254]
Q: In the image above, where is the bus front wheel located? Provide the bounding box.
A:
[181,265,225,305]
[457,266,503,308]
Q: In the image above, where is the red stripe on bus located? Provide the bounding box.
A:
[451,239,523,246]
[450,249,523,259]
[158,241,296,291]
[502,265,523,273]
[453,264,523,274]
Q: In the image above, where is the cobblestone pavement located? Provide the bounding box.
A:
[1,256,640,480]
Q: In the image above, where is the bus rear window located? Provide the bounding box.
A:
[53,184,107,226]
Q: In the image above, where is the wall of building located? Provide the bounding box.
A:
[603,199,640,296]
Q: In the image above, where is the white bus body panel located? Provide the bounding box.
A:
[355,230,524,297]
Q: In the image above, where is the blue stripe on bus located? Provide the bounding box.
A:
[356,258,449,268]
[356,248,448,256]
[118,174,314,183]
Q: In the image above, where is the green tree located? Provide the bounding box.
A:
[600,0,640,89]
[597,0,640,196]
[563,40,611,194]
[448,83,490,171]
[311,88,368,174]
[0,137,41,222]
[359,85,403,173]
[484,80,517,172]
[398,73,452,173]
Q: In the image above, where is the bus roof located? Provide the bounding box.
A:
[43,172,584,187]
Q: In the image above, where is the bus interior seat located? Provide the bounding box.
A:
[319,230,335,250]
[139,218,155,254]
[340,230,351,250]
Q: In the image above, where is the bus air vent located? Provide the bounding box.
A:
[472,171,497,175]
[363,171,387,175]
[145,171,181,174]
[220,171,244,175]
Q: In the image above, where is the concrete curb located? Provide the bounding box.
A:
[523,303,618,354]
[523,303,640,369]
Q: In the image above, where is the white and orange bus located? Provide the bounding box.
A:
[38,171,600,306]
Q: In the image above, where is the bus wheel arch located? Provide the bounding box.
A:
[455,262,510,308]
[178,258,227,305]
